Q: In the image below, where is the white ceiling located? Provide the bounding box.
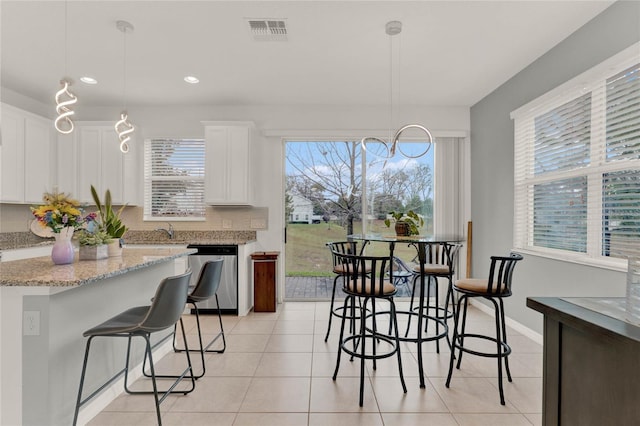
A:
[1,0,614,109]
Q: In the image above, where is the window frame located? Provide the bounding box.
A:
[143,138,206,222]
[511,42,640,271]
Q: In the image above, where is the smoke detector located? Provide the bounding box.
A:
[247,19,288,41]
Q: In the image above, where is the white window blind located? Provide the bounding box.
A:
[144,139,206,220]
[512,43,640,268]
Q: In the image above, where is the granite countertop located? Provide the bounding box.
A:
[0,247,195,287]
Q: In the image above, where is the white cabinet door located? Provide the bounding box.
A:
[24,117,53,203]
[0,104,52,204]
[63,123,135,205]
[0,106,25,203]
[204,122,254,205]
[56,132,78,196]
[77,128,103,203]
[99,128,124,203]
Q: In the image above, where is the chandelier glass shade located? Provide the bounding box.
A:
[54,79,77,134]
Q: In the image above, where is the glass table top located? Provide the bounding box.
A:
[347,233,464,244]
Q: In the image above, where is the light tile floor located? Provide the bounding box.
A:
[88,300,543,426]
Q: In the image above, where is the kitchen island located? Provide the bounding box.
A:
[0,247,194,426]
[527,297,640,426]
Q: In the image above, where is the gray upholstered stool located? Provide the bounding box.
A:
[171,259,226,379]
[72,270,195,426]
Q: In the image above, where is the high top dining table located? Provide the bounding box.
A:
[347,233,463,388]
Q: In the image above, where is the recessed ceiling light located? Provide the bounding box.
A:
[184,76,199,84]
[80,76,98,85]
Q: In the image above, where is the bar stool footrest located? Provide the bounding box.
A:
[340,334,400,360]
[452,333,511,358]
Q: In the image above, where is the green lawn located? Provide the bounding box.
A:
[285,220,421,276]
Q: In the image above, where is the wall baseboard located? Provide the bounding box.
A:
[469,299,543,345]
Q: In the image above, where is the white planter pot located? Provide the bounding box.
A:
[107,240,123,257]
[79,244,108,260]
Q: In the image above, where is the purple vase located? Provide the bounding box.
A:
[51,228,75,265]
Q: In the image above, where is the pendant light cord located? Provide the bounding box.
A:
[122,26,127,111]
[64,0,68,78]
[388,32,393,143]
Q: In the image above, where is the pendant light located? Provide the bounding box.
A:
[54,1,77,135]
[361,21,433,162]
[114,20,134,154]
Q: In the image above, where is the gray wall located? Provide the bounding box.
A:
[470,1,640,333]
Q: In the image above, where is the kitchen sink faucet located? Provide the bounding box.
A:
[155,223,174,240]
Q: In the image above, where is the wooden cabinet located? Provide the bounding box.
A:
[203,121,255,205]
[0,104,53,203]
[251,251,279,312]
[528,297,640,426]
[57,122,138,205]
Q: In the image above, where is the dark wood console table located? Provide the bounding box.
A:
[527,297,640,426]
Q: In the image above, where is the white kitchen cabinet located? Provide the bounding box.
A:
[57,122,138,205]
[0,104,53,204]
[203,121,255,205]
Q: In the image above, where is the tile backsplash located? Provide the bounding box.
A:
[0,204,269,233]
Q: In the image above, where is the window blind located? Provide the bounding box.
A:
[512,43,640,267]
[144,139,205,219]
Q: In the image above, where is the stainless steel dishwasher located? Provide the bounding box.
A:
[186,244,238,314]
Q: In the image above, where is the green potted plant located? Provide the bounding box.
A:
[90,185,128,256]
[384,210,424,236]
[77,229,110,260]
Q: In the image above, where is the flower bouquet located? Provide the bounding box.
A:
[30,191,97,264]
[30,191,86,234]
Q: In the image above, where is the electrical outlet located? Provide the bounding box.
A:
[222,220,233,229]
[23,311,40,336]
[250,218,267,229]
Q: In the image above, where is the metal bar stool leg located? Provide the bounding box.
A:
[489,298,506,405]
[499,298,512,382]
[404,274,419,337]
[324,275,341,341]
[72,336,95,426]
[332,296,351,380]
[445,295,466,389]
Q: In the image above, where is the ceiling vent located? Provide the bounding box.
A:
[247,19,288,41]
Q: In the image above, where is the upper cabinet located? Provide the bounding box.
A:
[203,121,255,205]
[0,104,53,204]
[57,122,138,205]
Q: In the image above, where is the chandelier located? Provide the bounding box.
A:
[361,21,433,162]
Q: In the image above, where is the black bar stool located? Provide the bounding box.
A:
[405,242,461,351]
[324,241,369,342]
[331,248,407,407]
[445,253,523,405]
[72,270,196,426]
[163,259,226,379]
